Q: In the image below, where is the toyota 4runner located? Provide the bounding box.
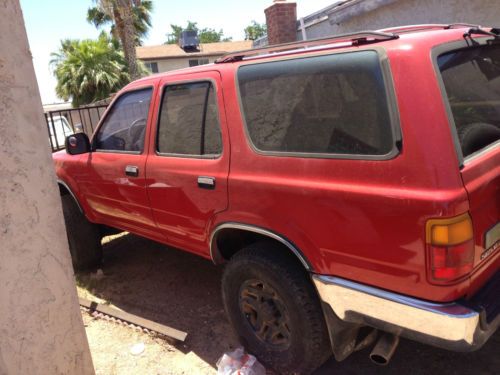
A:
[54,24,499,374]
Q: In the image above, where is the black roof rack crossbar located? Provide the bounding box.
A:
[215,31,399,63]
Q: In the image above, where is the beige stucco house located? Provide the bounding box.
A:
[136,40,253,74]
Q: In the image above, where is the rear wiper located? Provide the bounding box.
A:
[464,27,500,44]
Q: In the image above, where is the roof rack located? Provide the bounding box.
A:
[380,23,481,34]
[215,31,399,63]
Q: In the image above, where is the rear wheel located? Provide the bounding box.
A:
[222,242,330,374]
[61,194,102,271]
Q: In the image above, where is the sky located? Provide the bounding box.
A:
[20,0,337,105]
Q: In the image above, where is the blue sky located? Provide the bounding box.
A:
[20,0,336,104]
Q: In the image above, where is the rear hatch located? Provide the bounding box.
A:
[436,38,500,296]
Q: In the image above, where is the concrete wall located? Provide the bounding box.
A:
[302,0,500,39]
[0,2,94,374]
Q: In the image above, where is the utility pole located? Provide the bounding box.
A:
[0,2,94,374]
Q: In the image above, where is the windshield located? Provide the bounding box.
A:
[438,44,500,158]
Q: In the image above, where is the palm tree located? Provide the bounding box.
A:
[87,0,152,45]
[50,33,130,107]
[87,0,152,80]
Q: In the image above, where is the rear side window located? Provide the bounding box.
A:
[157,82,222,156]
[438,45,500,158]
[237,51,395,157]
[94,88,152,152]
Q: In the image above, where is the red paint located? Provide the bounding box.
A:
[53,27,499,304]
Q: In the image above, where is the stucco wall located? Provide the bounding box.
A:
[0,2,94,374]
[153,56,219,73]
[303,0,500,38]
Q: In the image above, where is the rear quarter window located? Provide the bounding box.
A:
[237,50,396,158]
[438,44,500,158]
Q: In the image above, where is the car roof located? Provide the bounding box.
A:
[127,24,494,89]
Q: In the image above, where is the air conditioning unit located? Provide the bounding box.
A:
[180,30,200,52]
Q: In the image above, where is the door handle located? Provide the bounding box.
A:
[198,176,215,190]
[125,165,139,177]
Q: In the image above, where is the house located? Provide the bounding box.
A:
[261,0,500,46]
[136,40,253,73]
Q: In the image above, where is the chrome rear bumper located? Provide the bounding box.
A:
[313,275,499,351]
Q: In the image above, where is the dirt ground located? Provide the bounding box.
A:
[77,233,500,375]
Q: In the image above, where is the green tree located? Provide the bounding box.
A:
[166,21,232,44]
[87,0,153,45]
[50,33,130,107]
[244,20,267,41]
[87,0,153,80]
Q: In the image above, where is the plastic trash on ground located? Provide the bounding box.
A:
[216,347,266,375]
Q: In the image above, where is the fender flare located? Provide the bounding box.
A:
[209,222,312,271]
[57,179,84,214]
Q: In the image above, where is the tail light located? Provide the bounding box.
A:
[426,213,474,284]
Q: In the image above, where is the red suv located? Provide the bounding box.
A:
[54,25,499,374]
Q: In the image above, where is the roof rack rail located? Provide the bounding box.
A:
[380,23,482,34]
[215,31,399,63]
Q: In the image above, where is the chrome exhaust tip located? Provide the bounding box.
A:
[369,332,400,366]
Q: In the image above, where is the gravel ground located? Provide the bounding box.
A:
[78,233,500,375]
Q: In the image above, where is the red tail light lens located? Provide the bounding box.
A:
[426,214,474,284]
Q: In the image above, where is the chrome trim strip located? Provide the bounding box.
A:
[57,179,83,213]
[313,275,480,345]
[209,222,311,270]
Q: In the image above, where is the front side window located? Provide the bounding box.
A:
[94,88,152,152]
[237,51,395,157]
[438,44,500,158]
[157,82,222,156]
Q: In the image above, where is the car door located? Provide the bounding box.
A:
[146,71,229,255]
[79,86,159,238]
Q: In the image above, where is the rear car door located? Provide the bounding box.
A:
[436,41,500,292]
[146,71,229,255]
[79,86,158,237]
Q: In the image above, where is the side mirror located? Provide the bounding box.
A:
[65,133,90,155]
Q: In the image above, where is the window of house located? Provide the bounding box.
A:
[94,88,152,152]
[237,51,395,157]
[144,62,159,73]
[189,58,210,67]
[157,82,222,156]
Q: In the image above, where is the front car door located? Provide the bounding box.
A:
[146,71,230,255]
[79,85,159,239]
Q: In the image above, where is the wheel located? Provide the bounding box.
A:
[61,194,102,271]
[222,242,330,374]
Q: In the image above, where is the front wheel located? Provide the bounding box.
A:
[222,242,330,374]
[61,194,102,271]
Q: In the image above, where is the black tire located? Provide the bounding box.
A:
[61,194,102,271]
[222,242,330,374]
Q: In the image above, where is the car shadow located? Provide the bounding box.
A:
[78,233,500,374]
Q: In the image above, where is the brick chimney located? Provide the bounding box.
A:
[265,0,297,45]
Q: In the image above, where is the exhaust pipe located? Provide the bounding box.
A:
[369,332,400,366]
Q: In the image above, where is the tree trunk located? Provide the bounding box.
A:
[116,0,140,80]
[0,1,94,374]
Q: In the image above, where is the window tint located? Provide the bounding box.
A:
[438,45,500,157]
[95,88,152,152]
[157,82,222,156]
[237,51,394,156]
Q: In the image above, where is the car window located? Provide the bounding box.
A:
[438,44,500,158]
[157,82,222,156]
[94,88,152,152]
[237,51,394,156]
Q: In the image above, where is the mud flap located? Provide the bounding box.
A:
[320,302,378,361]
